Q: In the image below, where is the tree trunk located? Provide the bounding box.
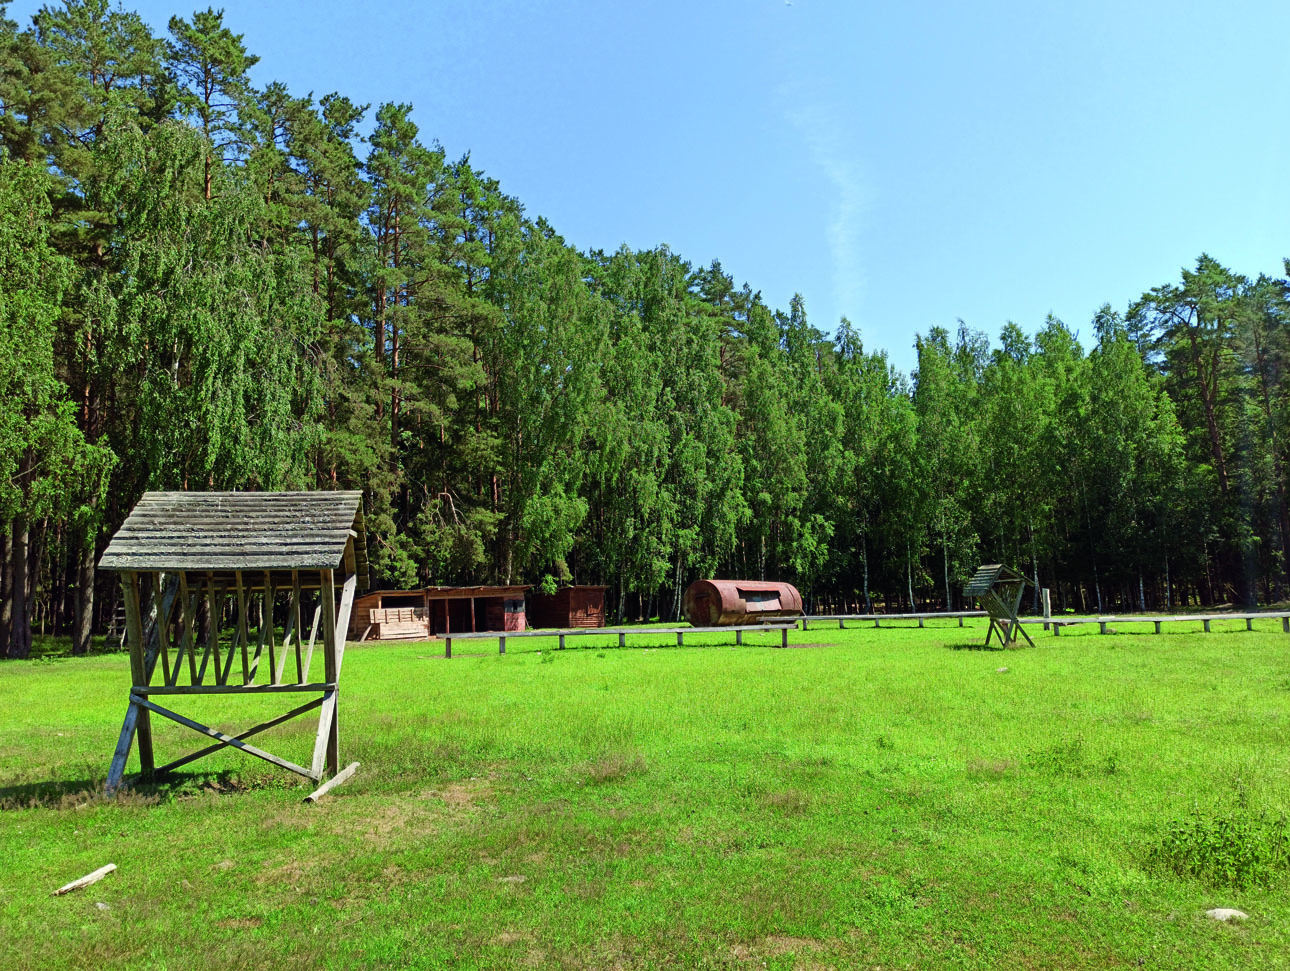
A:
[73,526,96,656]
[9,516,30,658]
[0,523,10,656]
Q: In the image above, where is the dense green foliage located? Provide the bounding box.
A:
[2,2,1289,657]
[2,623,1289,968]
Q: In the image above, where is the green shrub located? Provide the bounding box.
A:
[1150,809,1290,888]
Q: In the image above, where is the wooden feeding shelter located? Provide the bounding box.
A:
[346,585,530,641]
[963,563,1035,648]
[527,585,609,629]
[681,580,804,627]
[98,491,368,792]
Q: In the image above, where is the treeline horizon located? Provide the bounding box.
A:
[2,2,1288,659]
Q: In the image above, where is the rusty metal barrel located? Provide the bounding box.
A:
[681,579,804,627]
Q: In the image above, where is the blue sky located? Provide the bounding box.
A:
[12,0,1290,373]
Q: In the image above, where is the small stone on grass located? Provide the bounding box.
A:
[1206,908,1248,922]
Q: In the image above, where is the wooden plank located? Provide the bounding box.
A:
[292,572,304,683]
[175,573,198,685]
[133,696,317,780]
[303,762,360,804]
[303,601,321,680]
[153,572,171,685]
[275,586,298,686]
[151,696,326,775]
[333,573,358,680]
[52,863,116,896]
[194,572,215,685]
[105,700,141,793]
[134,682,335,696]
[216,582,235,685]
[310,690,338,780]
[235,570,250,684]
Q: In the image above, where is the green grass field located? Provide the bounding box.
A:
[2,619,1289,969]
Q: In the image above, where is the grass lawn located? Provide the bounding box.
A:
[2,619,1289,969]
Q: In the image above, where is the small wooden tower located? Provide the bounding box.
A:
[963,563,1035,648]
[98,491,368,791]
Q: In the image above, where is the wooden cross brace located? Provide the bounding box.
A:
[981,583,1035,649]
[105,569,356,793]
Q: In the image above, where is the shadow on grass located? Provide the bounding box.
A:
[0,767,278,810]
[946,641,1006,652]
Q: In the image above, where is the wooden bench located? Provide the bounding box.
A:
[1043,612,1290,635]
[439,623,798,658]
[802,611,987,630]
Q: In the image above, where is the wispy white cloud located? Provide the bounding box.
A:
[781,92,872,327]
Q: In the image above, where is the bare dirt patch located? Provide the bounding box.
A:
[580,753,647,785]
[215,917,263,929]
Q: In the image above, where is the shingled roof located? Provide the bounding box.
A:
[100,491,367,581]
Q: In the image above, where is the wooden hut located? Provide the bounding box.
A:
[98,491,368,791]
[963,563,1035,648]
[347,585,530,641]
[527,585,609,629]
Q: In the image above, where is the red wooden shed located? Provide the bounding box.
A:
[527,585,609,629]
[348,585,530,640]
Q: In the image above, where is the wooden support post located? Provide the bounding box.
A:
[1154,621,1162,634]
[235,571,250,684]
[736,630,742,646]
[781,627,789,649]
[619,632,626,648]
[445,636,452,659]
[1053,622,1061,636]
[677,632,684,647]
[958,616,964,627]
[1283,616,1289,634]
[122,572,154,779]
[559,634,566,650]
[874,618,880,628]
[215,583,234,685]
[274,592,297,686]
[1203,619,1211,633]
[802,618,809,630]
[313,570,340,779]
[178,573,198,685]
[499,635,506,655]
[1099,621,1107,635]
[918,617,925,628]
[840,619,846,629]
[1246,617,1253,631]
[153,572,171,686]
[196,572,216,685]
[293,572,305,682]
[250,573,274,682]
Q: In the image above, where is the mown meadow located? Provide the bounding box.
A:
[2,619,1289,969]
